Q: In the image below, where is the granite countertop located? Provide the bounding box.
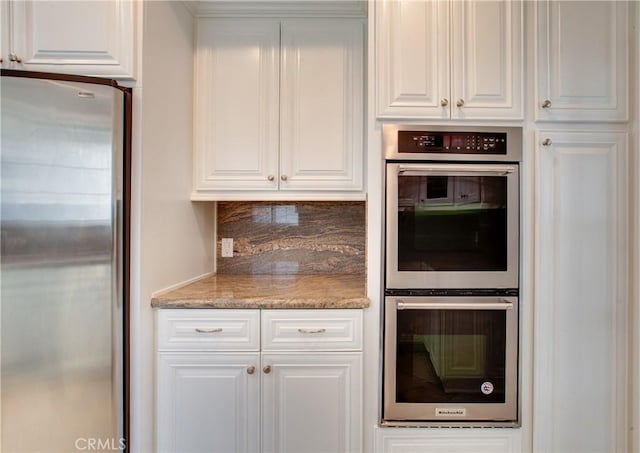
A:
[151,273,369,309]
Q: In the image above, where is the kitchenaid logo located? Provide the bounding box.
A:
[435,408,467,417]
[75,438,126,451]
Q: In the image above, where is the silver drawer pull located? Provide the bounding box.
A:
[297,328,326,334]
[195,327,223,333]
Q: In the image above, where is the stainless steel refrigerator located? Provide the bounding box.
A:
[0,70,130,452]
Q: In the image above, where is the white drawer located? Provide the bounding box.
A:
[157,309,260,351]
[261,309,363,351]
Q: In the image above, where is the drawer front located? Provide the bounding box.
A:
[157,309,260,351]
[262,309,363,351]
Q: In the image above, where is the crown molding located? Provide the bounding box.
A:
[190,1,367,18]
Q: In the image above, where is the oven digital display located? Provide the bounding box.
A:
[398,131,508,155]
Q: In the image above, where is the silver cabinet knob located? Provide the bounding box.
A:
[280,175,287,182]
[440,98,449,107]
[8,53,22,63]
[267,175,275,181]
[542,138,552,146]
[263,365,272,374]
[541,99,552,108]
[456,99,465,108]
[247,366,256,375]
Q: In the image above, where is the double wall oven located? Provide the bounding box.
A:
[383,125,522,426]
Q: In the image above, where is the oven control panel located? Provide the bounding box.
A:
[398,131,508,155]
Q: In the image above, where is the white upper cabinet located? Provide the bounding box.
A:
[279,20,363,192]
[376,0,523,120]
[193,18,364,200]
[0,2,9,66]
[376,0,449,119]
[194,19,280,193]
[535,1,628,122]
[450,1,523,120]
[2,0,137,80]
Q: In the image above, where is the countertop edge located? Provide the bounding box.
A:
[150,273,369,310]
[151,297,371,310]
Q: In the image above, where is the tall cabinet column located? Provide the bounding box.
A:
[533,131,629,452]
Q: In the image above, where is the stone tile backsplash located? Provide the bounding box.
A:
[216,201,365,275]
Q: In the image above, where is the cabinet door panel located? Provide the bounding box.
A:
[536,1,628,121]
[280,20,363,192]
[451,0,523,119]
[194,19,280,192]
[157,309,260,351]
[10,0,136,78]
[1,1,10,68]
[262,353,362,453]
[157,353,260,453]
[375,426,517,453]
[262,309,363,351]
[534,131,628,452]
[376,0,450,119]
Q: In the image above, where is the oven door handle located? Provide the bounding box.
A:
[396,300,514,311]
[397,163,516,176]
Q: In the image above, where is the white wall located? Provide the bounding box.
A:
[130,2,214,451]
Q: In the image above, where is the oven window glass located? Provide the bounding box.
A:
[397,175,507,271]
[396,308,507,404]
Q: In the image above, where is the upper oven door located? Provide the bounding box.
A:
[386,163,519,289]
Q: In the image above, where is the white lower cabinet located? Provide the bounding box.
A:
[533,130,629,451]
[374,426,520,453]
[262,353,362,453]
[156,309,363,453]
[157,353,260,453]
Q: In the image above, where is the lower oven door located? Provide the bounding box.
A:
[383,296,518,425]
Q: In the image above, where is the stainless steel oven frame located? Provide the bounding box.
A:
[386,162,520,289]
[383,296,519,426]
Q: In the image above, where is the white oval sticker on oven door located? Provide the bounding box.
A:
[481,382,494,395]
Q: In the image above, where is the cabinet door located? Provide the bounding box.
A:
[194,19,280,194]
[375,0,450,119]
[534,131,628,452]
[536,1,628,121]
[262,353,362,453]
[157,353,260,453]
[451,0,523,119]
[1,1,10,68]
[279,19,364,192]
[9,0,136,79]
